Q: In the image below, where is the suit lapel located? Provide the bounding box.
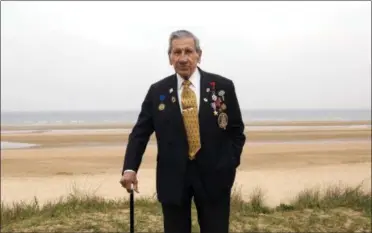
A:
[167,74,187,141]
[198,68,212,135]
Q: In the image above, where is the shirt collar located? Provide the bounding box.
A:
[176,68,200,90]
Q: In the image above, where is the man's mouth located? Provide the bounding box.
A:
[178,66,189,70]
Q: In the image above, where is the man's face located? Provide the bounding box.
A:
[169,37,202,79]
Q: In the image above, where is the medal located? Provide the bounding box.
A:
[221,103,227,111]
[159,95,166,110]
[212,94,217,101]
[211,102,217,115]
[216,98,221,107]
[218,112,228,129]
[158,103,165,111]
[218,90,225,101]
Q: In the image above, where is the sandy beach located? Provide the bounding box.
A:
[1,121,371,208]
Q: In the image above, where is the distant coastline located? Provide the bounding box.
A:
[1,109,371,126]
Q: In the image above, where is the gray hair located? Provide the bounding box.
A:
[167,30,202,55]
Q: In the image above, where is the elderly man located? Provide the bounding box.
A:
[120,30,246,233]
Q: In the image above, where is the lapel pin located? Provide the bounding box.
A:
[172,96,176,103]
[210,82,216,90]
[218,90,225,96]
[206,88,210,93]
[203,98,208,102]
[169,88,173,94]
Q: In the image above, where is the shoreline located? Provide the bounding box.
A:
[1,119,371,131]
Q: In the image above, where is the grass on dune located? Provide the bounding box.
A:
[1,182,371,232]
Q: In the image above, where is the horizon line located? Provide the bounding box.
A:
[1,108,371,113]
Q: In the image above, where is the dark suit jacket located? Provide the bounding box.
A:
[122,67,246,205]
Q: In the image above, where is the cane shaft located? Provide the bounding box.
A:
[130,190,134,233]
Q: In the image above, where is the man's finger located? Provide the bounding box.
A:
[119,179,126,188]
[125,181,132,191]
[133,178,139,193]
[133,182,139,193]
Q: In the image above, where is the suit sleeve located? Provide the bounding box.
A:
[227,80,246,167]
[121,85,155,174]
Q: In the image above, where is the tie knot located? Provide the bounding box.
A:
[183,80,192,87]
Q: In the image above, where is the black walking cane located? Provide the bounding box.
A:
[129,184,134,233]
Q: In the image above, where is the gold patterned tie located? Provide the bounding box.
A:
[181,80,201,159]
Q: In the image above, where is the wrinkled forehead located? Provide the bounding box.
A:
[171,38,196,51]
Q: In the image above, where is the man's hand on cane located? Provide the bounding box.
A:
[120,171,139,193]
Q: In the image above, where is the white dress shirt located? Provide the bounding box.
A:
[176,68,201,113]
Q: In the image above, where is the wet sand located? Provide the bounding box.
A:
[1,121,371,207]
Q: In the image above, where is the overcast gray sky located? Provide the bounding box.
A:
[1,1,371,111]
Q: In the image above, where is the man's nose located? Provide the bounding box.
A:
[179,53,188,63]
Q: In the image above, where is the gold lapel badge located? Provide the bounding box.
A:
[218,112,228,130]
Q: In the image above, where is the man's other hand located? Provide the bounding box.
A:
[119,171,139,193]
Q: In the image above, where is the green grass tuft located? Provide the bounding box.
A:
[1,182,371,232]
[288,182,371,217]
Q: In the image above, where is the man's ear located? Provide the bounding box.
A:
[168,55,173,66]
[198,50,202,63]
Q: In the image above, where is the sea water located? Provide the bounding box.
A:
[1,141,38,150]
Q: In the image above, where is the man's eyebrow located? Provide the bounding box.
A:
[173,47,194,51]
